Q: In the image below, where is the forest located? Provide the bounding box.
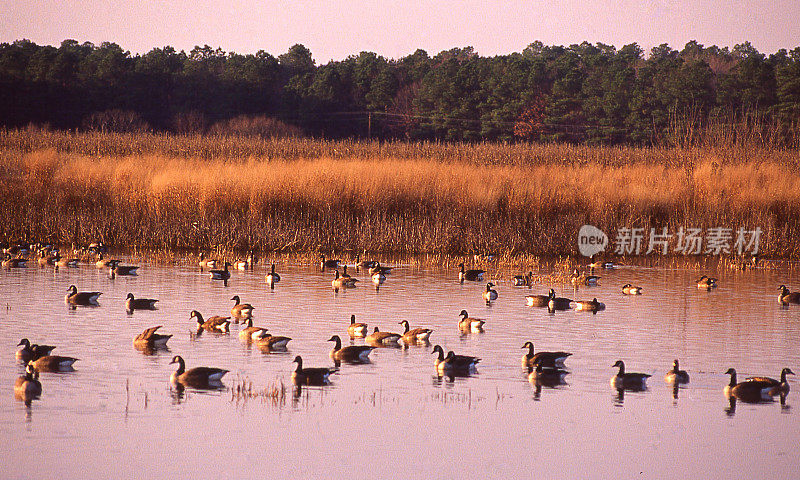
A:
[1,39,799,145]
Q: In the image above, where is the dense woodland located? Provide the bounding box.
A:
[1,39,799,145]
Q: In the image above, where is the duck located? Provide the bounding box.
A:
[256,333,292,351]
[457,310,485,332]
[208,262,231,281]
[170,355,228,388]
[133,325,172,349]
[291,355,335,386]
[547,291,573,311]
[320,254,340,270]
[368,262,392,275]
[696,275,717,290]
[482,282,498,304]
[15,363,42,400]
[512,272,533,286]
[525,289,554,307]
[65,285,101,306]
[664,359,690,384]
[328,335,375,362]
[622,284,642,295]
[16,339,57,363]
[521,341,571,369]
[458,263,484,283]
[431,345,480,374]
[332,270,358,289]
[570,268,599,286]
[610,360,650,390]
[31,355,79,372]
[398,320,433,344]
[347,314,368,338]
[778,285,800,305]
[724,368,783,402]
[528,359,569,387]
[2,254,27,268]
[239,318,268,341]
[265,264,281,287]
[191,310,231,334]
[198,252,218,270]
[745,367,795,395]
[230,295,254,320]
[125,293,158,311]
[365,327,402,346]
[574,298,605,312]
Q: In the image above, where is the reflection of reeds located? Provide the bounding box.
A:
[230,376,286,407]
[1,129,799,257]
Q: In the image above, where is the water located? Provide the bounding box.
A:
[2,258,799,479]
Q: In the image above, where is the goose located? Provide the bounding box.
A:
[199,252,218,270]
[2,254,27,268]
[291,355,335,386]
[664,359,690,384]
[230,295,254,320]
[55,255,79,268]
[457,310,485,332]
[431,345,480,374]
[745,367,795,395]
[482,282,498,304]
[369,262,392,275]
[778,285,800,305]
[528,359,569,386]
[31,355,78,372]
[340,265,353,278]
[526,289,554,307]
[239,318,268,341]
[512,272,533,286]
[371,270,386,287]
[191,310,231,333]
[16,339,57,363]
[170,355,228,388]
[588,257,614,269]
[265,264,281,287]
[234,259,249,270]
[256,333,292,351]
[696,275,717,290]
[355,254,378,271]
[65,285,101,306]
[610,360,650,390]
[95,253,116,269]
[87,241,107,254]
[37,250,58,267]
[570,269,599,286]
[547,291,573,311]
[320,255,340,270]
[520,341,571,369]
[724,368,781,402]
[622,284,642,295]
[208,262,231,281]
[328,335,375,362]
[365,327,402,346]
[15,363,42,400]
[332,270,358,289]
[574,298,605,312]
[398,320,433,344]
[125,293,158,311]
[133,325,172,348]
[347,314,368,338]
[458,263,484,282]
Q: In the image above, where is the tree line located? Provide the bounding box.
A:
[1,39,798,145]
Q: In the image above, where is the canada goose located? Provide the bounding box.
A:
[328,335,375,362]
[458,310,485,332]
[87,241,107,254]
[528,359,569,387]
[199,252,218,270]
[191,310,231,333]
[521,341,571,369]
[95,253,115,269]
[230,295,254,320]
[355,254,378,271]
[547,291,573,311]
[256,333,292,351]
[664,359,690,384]
[31,355,78,372]
[512,272,533,286]
[15,363,42,400]
[371,270,386,287]
[724,368,782,402]
[234,259,249,270]
[431,345,480,374]
[745,367,795,395]
[37,249,57,267]
[208,262,231,281]
[399,320,433,344]
[778,285,800,305]
[2,254,27,268]
[588,257,614,269]
[347,314,368,338]
[239,318,268,341]
[320,255,340,270]
[170,355,228,388]
[574,298,605,312]
[125,293,158,311]
[526,289,554,307]
[291,355,335,386]
[332,270,358,289]
[265,264,281,287]
[697,275,717,290]
[133,325,172,348]
[55,255,79,268]
[65,285,101,306]
[622,284,642,295]
[369,262,392,275]
[458,263,484,282]
[570,269,599,286]
[16,339,57,363]
[365,327,402,346]
[610,360,650,390]
[482,282,498,304]
[340,265,352,278]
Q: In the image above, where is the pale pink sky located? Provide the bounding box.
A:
[2,0,798,62]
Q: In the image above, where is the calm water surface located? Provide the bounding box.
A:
[1,258,799,479]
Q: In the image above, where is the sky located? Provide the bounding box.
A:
[2,0,799,63]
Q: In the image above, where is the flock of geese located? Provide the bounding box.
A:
[6,243,800,407]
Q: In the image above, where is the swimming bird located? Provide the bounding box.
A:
[398,320,433,344]
[368,262,392,275]
[723,368,784,402]
[696,275,717,290]
[610,360,650,390]
[133,325,172,349]
[512,272,533,286]
[320,255,340,270]
[458,263,484,283]
[15,363,42,400]
[230,295,254,320]
[2,254,27,268]
[547,291,573,311]
[431,345,480,375]
[265,264,281,287]
[664,359,690,384]
[209,262,231,281]
[371,270,386,288]
[622,284,642,295]
[332,270,358,289]
[458,310,485,332]
[570,269,599,286]
[55,254,79,268]
[347,314,368,338]
[65,285,101,306]
[328,335,375,362]
[256,333,292,351]
[482,282,498,304]
[355,254,378,271]
[125,293,158,311]
[745,367,795,395]
[191,310,231,334]
[525,289,554,307]
[778,285,800,305]
[31,355,78,372]
[291,355,335,386]
[170,355,228,388]
[365,327,402,346]
[588,257,614,269]
[528,358,570,387]
[574,298,605,312]
[521,341,571,369]
[340,265,353,279]
[198,252,218,270]
[110,263,139,277]
[95,253,116,269]
[239,318,268,342]
[16,339,57,363]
